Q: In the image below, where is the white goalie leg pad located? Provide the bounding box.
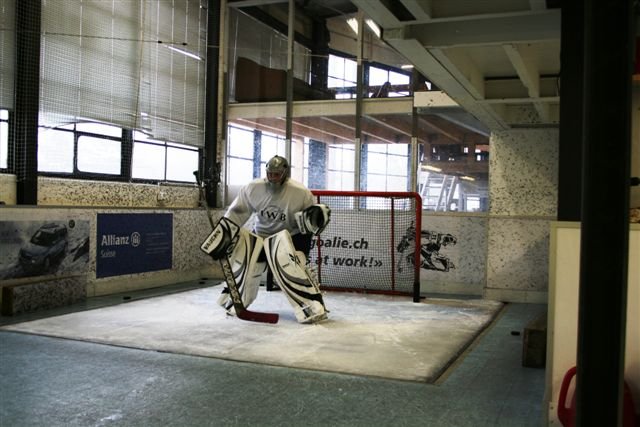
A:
[216,227,265,314]
[263,230,328,324]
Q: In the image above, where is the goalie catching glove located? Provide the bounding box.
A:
[294,204,331,235]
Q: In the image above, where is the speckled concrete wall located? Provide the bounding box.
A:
[38,177,200,208]
[2,275,86,315]
[419,213,487,296]
[0,175,200,208]
[489,129,558,217]
[486,129,559,302]
[0,206,223,300]
[485,217,550,302]
[0,174,16,205]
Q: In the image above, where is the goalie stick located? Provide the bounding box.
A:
[194,171,279,324]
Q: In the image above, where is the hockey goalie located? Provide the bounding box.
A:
[200,155,331,324]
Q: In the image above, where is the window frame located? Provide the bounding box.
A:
[34,122,199,184]
[365,143,410,192]
[132,132,200,184]
[36,123,127,181]
[0,109,8,171]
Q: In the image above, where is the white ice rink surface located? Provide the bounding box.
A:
[1,286,503,382]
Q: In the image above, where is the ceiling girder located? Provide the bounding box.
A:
[352,0,561,131]
[399,10,561,48]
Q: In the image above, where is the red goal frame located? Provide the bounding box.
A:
[311,190,422,302]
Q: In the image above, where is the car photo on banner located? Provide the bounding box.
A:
[0,220,90,280]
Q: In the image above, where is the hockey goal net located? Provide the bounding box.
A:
[310,190,422,302]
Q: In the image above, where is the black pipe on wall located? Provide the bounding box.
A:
[575,1,634,425]
[14,0,41,205]
[204,0,221,207]
[557,1,584,221]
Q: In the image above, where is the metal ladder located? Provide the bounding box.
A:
[420,172,458,211]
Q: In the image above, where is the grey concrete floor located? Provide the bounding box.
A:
[0,284,547,427]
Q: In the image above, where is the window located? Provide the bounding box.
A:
[35,123,197,183]
[328,54,357,98]
[260,132,286,177]
[366,143,409,191]
[327,55,412,99]
[475,146,490,162]
[0,109,8,170]
[132,131,198,182]
[466,196,481,211]
[78,136,121,175]
[40,0,206,146]
[38,123,123,176]
[227,8,312,102]
[166,143,199,182]
[368,65,411,98]
[2,2,204,185]
[227,125,255,186]
[227,124,292,186]
[327,144,355,190]
[0,0,15,114]
[132,140,166,181]
[38,128,74,173]
[303,139,310,187]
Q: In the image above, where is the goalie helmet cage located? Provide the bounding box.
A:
[311,190,422,303]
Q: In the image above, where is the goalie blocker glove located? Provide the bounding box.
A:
[200,216,239,260]
[294,204,331,236]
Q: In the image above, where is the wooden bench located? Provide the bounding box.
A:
[1,274,86,316]
[522,312,547,368]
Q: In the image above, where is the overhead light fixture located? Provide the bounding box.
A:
[461,175,476,181]
[166,45,202,61]
[346,17,381,38]
[365,19,381,38]
[421,165,442,172]
[401,64,414,70]
[347,17,358,34]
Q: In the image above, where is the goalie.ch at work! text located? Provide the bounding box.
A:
[310,236,368,250]
[310,236,383,268]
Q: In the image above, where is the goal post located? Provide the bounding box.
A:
[310,190,422,302]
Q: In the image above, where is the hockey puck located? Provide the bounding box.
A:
[123,296,131,300]
[510,330,520,336]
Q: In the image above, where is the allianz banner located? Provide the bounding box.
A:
[96,213,173,278]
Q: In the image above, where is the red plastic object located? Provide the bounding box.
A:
[557,366,638,427]
[558,367,578,427]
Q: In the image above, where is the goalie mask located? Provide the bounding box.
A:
[265,155,289,188]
